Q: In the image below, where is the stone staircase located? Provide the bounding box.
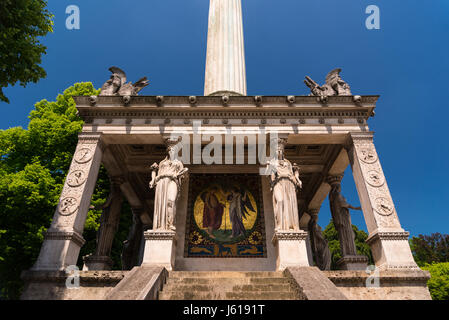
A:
[158,271,304,300]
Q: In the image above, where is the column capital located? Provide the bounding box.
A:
[345,132,375,148]
[110,175,126,187]
[307,208,320,218]
[131,207,145,216]
[77,132,106,151]
[326,174,344,186]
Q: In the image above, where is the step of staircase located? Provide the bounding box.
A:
[158,271,303,300]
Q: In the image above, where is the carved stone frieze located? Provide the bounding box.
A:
[58,197,79,216]
[366,170,384,187]
[144,230,177,241]
[74,148,95,164]
[272,231,308,243]
[374,197,394,216]
[66,170,87,187]
[366,231,410,245]
[357,146,378,164]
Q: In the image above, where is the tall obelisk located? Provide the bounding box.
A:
[204,0,247,96]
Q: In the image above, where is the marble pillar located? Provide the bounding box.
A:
[204,0,247,96]
[32,133,104,271]
[346,132,418,270]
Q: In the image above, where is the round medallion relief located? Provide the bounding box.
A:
[366,170,384,187]
[58,197,79,216]
[66,170,87,187]
[374,197,394,216]
[358,147,377,164]
[74,148,94,164]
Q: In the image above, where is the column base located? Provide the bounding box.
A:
[142,230,177,271]
[272,231,310,271]
[366,231,419,270]
[32,229,85,271]
[336,255,368,271]
[82,255,113,271]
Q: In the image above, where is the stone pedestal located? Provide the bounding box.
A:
[366,231,418,270]
[142,231,177,270]
[272,231,310,270]
[336,255,368,271]
[82,255,113,271]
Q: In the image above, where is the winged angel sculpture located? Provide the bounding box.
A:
[304,68,351,97]
[99,67,149,96]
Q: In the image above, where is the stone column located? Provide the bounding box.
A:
[327,175,368,271]
[83,176,124,270]
[204,0,247,96]
[346,132,418,270]
[32,133,104,271]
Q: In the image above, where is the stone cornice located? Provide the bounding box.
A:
[144,230,177,241]
[74,95,379,107]
[44,230,86,247]
[366,231,410,245]
[272,230,308,243]
[74,95,378,122]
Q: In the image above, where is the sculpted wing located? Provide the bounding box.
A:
[132,77,150,94]
[109,66,127,87]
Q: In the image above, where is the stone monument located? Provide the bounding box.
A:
[20,0,431,300]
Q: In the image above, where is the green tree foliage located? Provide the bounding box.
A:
[0,83,132,299]
[410,233,449,267]
[322,220,373,269]
[421,262,449,300]
[0,0,54,103]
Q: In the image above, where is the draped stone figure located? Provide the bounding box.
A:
[328,177,361,257]
[83,177,123,270]
[94,180,123,258]
[268,154,302,232]
[308,211,331,271]
[149,141,188,231]
[121,209,144,270]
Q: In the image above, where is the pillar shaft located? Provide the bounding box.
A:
[347,132,417,270]
[33,133,104,271]
[95,178,124,257]
[204,0,247,96]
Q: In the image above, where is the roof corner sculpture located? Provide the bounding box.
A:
[304,68,352,97]
[99,67,149,96]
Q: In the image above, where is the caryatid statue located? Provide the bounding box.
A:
[267,138,302,232]
[149,138,188,231]
[308,210,331,271]
[327,175,362,257]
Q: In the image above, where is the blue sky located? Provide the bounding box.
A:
[1,0,448,236]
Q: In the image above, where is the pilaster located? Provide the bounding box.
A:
[32,133,104,270]
[346,132,418,270]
